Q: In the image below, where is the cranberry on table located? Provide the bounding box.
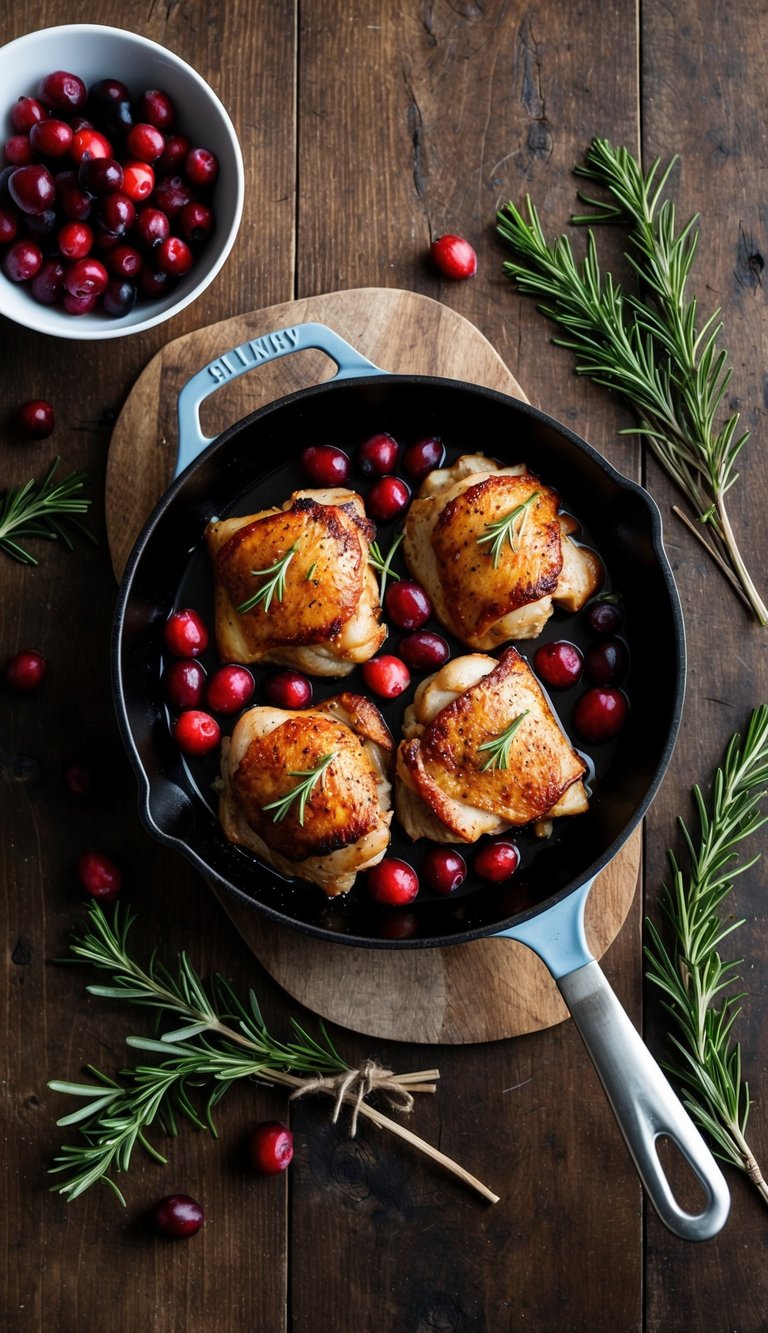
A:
[77,851,122,902]
[249,1121,294,1175]
[361,654,411,699]
[185,147,219,186]
[300,444,351,487]
[474,840,520,883]
[367,858,420,906]
[8,165,56,216]
[357,431,399,477]
[163,658,207,710]
[164,608,209,657]
[401,435,446,482]
[4,648,46,692]
[206,665,255,714]
[584,637,628,686]
[533,640,583,690]
[263,669,313,710]
[152,1194,204,1239]
[384,579,432,630]
[398,630,450,671]
[37,70,87,113]
[430,233,478,280]
[421,846,467,894]
[15,399,55,440]
[573,687,628,742]
[173,709,221,756]
[366,475,410,522]
[584,597,624,636]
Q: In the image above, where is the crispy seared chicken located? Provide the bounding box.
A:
[206,488,386,676]
[396,648,588,843]
[403,454,602,649]
[219,693,393,895]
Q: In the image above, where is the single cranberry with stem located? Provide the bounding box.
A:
[16,400,55,440]
[37,70,87,112]
[4,649,46,692]
[263,669,313,710]
[206,665,255,714]
[300,444,351,487]
[584,637,628,687]
[77,851,122,902]
[164,608,209,657]
[163,658,207,710]
[11,97,46,133]
[474,839,520,883]
[401,435,446,482]
[8,165,55,215]
[152,1194,204,1239]
[3,239,43,282]
[384,580,432,631]
[366,476,410,522]
[138,88,176,130]
[573,688,628,743]
[584,597,624,637]
[185,147,219,186]
[398,630,450,671]
[431,233,478,280]
[367,858,420,906]
[357,432,399,477]
[58,221,93,261]
[533,640,584,690]
[29,118,73,157]
[173,709,221,756]
[361,654,410,699]
[421,846,467,894]
[249,1121,294,1175]
[157,235,193,276]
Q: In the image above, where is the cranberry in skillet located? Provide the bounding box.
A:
[362,654,410,699]
[384,580,432,630]
[533,640,583,690]
[474,840,520,883]
[357,431,399,477]
[206,665,255,714]
[401,435,445,481]
[421,847,467,895]
[367,858,420,905]
[300,444,351,487]
[366,476,410,523]
[573,688,628,743]
[164,608,209,657]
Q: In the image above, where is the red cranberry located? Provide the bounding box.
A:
[3,238,42,282]
[164,608,209,657]
[63,291,100,316]
[125,122,166,163]
[135,206,170,249]
[102,278,138,317]
[58,221,93,260]
[421,846,467,894]
[97,193,136,238]
[366,476,410,522]
[163,659,206,710]
[357,432,399,477]
[584,598,624,636]
[173,709,221,756]
[64,256,108,298]
[29,118,73,157]
[185,147,219,186]
[0,205,19,245]
[56,170,92,220]
[122,161,155,202]
[77,850,122,902]
[249,1120,294,1174]
[4,648,46,692]
[107,244,142,279]
[401,435,446,482]
[151,174,190,216]
[70,128,113,164]
[79,156,124,196]
[157,134,190,175]
[139,263,174,298]
[3,136,35,166]
[63,761,92,796]
[177,200,214,243]
[263,669,313,710]
[300,444,351,487]
[8,165,55,215]
[138,88,176,130]
[206,665,255,714]
[25,208,57,242]
[16,399,55,439]
[384,580,432,630]
[573,688,628,742]
[156,235,193,276]
[367,858,420,906]
[584,638,628,686]
[152,1194,204,1239]
[361,654,410,699]
[30,258,65,304]
[88,77,130,106]
[431,233,478,280]
[398,630,450,671]
[10,97,46,133]
[533,640,583,690]
[474,840,520,883]
[37,70,87,113]
[88,80,132,136]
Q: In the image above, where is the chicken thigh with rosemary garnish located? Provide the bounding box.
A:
[218,693,394,895]
[205,488,387,676]
[403,454,602,649]
[396,648,588,844]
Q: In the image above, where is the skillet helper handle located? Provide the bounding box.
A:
[175,321,385,477]
[558,960,731,1241]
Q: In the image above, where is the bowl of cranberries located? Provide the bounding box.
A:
[0,23,244,338]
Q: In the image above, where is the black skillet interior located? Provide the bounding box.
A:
[113,374,685,947]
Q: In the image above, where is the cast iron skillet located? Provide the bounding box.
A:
[112,322,729,1240]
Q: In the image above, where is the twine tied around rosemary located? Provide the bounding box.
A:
[289,1059,434,1137]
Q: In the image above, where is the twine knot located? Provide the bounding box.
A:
[289,1059,429,1138]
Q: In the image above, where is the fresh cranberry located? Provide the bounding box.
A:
[164,608,209,657]
[366,476,411,522]
[56,170,92,220]
[156,235,193,276]
[401,435,446,482]
[88,77,130,107]
[361,654,410,699]
[157,134,191,175]
[4,648,46,692]
[3,238,42,282]
[29,118,73,157]
[584,637,628,686]
[384,580,432,630]
[3,136,34,166]
[206,665,255,714]
[10,97,46,133]
[63,760,92,796]
[163,658,206,710]
[16,399,55,439]
[58,221,93,260]
[77,851,122,902]
[263,669,313,710]
[139,263,174,298]
[152,1194,204,1239]
[573,688,628,742]
[173,709,221,756]
[398,630,451,671]
[97,193,136,238]
[367,858,420,906]
[300,444,351,486]
[177,200,214,243]
[185,147,219,186]
[107,243,142,279]
[25,208,58,242]
[138,88,176,130]
[37,70,87,112]
[8,165,55,215]
[135,206,170,249]
[87,80,132,137]
[533,640,583,690]
[63,291,100,316]
[30,258,65,304]
[420,846,466,894]
[70,128,113,164]
[126,122,166,162]
[357,432,399,477]
[122,161,155,202]
[79,156,124,196]
[0,205,18,245]
[64,256,108,299]
[431,233,478,280]
[151,174,190,216]
[474,840,520,883]
[102,278,138,317]
[249,1120,294,1174]
[584,598,624,636]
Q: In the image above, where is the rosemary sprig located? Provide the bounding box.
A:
[236,540,300,614]
[262,751,337,825]
[0,456,94,566]
[644,705,768,1202]
[477,711,529,771]
[477,492,540,569]
[496,137,767,625]
[368,530,404,600]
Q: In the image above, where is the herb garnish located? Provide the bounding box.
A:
[263,751,337,825]
[368,530,404,599]
[236,540,300,614]
[477,712,529,771]
[0,456,93,565]
[477,493,539,569]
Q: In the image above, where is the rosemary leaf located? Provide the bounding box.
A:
[0,457,94,566]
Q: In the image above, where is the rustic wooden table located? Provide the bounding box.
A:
[3,3,767,1329]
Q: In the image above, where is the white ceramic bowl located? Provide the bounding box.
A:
[0,24,244,340]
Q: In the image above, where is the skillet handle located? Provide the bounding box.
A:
[499,882,730,1241]
[175,321,385,477]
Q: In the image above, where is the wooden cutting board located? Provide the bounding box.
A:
[106,286,641,1044]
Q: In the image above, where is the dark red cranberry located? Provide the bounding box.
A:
[420,846,467,894]
[366,476,410,522]
[185,147,219,186]
[58,221,93,260]
[126,122,166,162]
[87,79,133,137]
[30,258,65,304]
[100,99,134,138]
[367,858,420,905]
[584,597,624,636]
[300,444,351,486]
[107,244,142,279]
[398,630,451,671]
[70,128,113,164]
[173,709,221,756]
[4,648,46,692]
[3,135,34,166]
[357,432,399,477]
[206,665,255,714]
[151,174,190,217]
[384,580,432,630]
[2,238,42,282]
[63,291,100,315]
[164,608,209,657]
[533,640,583,690]
[10,97,46,133]
[139,263,174,298]
[135,206,170,249]
[163,658,206,710]
[29,118,73,157]
[77,850,122,902]
[152,1194,204,1239]
[56,170,92,221]
[401,435,446,482]
[474,840,520,883]
[156,235,193,276]
[88,77,130,106]
[177,200,214,243]
[37,70,87,112]
[573,688,628,742]
[97,192,136,237]
[16,399,55,440]
[431,233,478,280]
[122,161,155,202]
[249,1121,294,1174]
[0,205,19,245]
[138,88,176,130]
[0,166,15,199]
[64,256,108,298]
[102,278,138,317]
[584,637,628,686]
[24,207,58,242]
[361,654,410,699]
[63,760,92,797]
[263,669,313,710]
[79,156,124,196]
[157,134,191,175]
[8,164,55,215]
